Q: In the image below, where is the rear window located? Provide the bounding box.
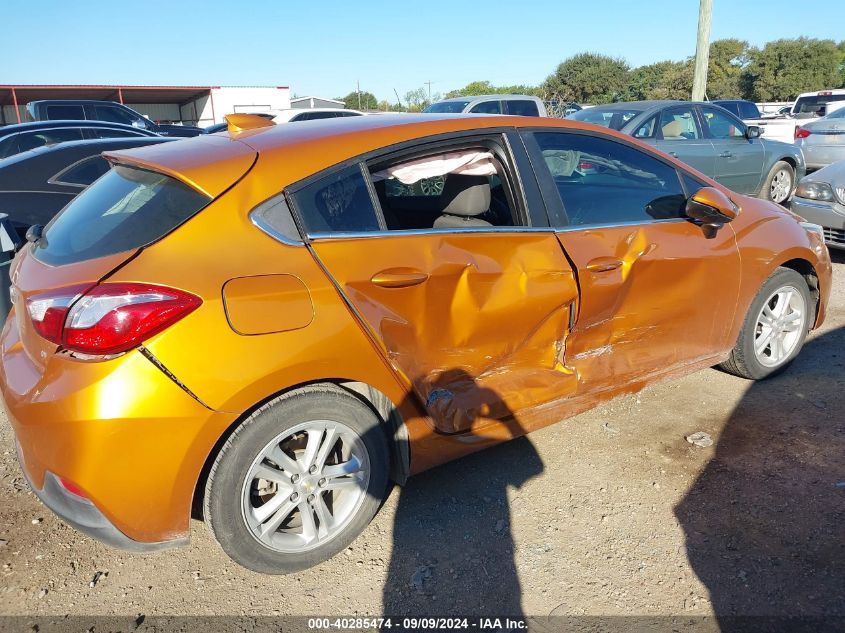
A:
[793,94,845,116]
[34,165,210,266]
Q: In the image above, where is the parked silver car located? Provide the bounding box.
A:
[795,106,845,171]
[792,162,845,250]
[568,101,805,204]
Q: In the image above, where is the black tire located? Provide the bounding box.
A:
[720,268,812,380]
[204,384,390,574]
[759,160,795,205]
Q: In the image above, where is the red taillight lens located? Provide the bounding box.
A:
[27,283,201,356]
[795,126,811,139]
[26,284,92,345]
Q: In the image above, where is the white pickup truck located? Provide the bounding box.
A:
[714,90,845,144]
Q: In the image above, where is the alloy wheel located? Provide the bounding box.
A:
[240,419,370,553]
[770,169,792,204]
[753,285,806,367]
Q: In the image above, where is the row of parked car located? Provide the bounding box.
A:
[1,92,844,259]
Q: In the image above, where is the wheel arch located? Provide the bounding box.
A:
[777,257,821,326]
[190,378,411,522]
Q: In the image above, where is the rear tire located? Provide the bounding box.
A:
[204,385,390,574]
[759,160,794,205]
[720,268,812,380]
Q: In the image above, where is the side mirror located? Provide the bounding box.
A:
[25,224,43,243]
[746,125,761,139]
[685,187,739,237]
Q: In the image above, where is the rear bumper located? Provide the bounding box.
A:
[0,312,238,546]
[800,143,845,171]
[18,446,186,552]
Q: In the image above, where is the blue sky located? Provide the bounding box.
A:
[2,0,843,103]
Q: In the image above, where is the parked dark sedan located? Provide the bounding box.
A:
[568,101,805,204]
[27,100,205,137]
[0,136,172,240]
[0,120,159,160]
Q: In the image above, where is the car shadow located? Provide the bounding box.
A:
[381,370,543,616]
[675,326,845,628]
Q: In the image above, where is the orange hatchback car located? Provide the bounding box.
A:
[0,113,832,573]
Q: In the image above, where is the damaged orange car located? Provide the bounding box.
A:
[0,113,832,573]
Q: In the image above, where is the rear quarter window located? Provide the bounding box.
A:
[34,165,210,266]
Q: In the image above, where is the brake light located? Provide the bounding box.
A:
[26,283,201,356]
[818,91,832,96]
[795,126,811,139]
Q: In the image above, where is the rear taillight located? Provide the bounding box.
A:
[795,126,811,139]
[26,283,201,356]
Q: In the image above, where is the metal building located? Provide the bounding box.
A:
[0,85,291,126]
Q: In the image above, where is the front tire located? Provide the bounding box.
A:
[204,385,390,574]
[760,160,794,205]
[720,268,812,380]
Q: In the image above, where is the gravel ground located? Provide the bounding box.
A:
[1,252,843,619]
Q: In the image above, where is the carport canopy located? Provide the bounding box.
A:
[0,85,215,123]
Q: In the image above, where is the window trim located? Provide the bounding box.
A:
[285,128,545,240]
[48,155,111,188]
[521,127,693,229]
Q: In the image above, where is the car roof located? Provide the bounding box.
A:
[585,100,685,110]
[0,136,172,167]
[0,120,156,137]
[104,113,656,201]
[434,94,539,103]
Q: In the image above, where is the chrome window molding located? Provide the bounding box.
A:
[306,226,556,240]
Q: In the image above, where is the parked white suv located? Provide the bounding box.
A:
[424,95,547,117]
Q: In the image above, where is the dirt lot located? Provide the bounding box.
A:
[1,253,843,620]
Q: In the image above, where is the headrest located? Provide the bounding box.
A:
[662,120,683,138]
[440,174,491,217]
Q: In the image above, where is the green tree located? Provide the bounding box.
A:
[707,39,750,99]
[625,60,693,100]
[542,53,630,104]
[403,87,440,112]
[838,41,845,87]
[745,37,842,101]
[336,90,379,111]
[444,80,540,99]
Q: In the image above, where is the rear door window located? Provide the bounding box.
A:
[469,100,502,114]
[506,100,539,117]
[292,164,382,233]
[89,104,139,126]
[17,127,84,152]
[34,165,210,266]
[89,127,145,139]
[45,104,85,119]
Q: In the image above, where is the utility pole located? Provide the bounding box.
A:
[691,0,713,101]
[424,81,433,104]
[357,80,361,110]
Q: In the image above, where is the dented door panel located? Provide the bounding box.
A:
[311,231,580,434]
[556,220,742,392]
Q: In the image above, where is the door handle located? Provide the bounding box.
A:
[668,151,678,157]
[371,267,429,288]
[585,257,624,273]
[719,151,733,158]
